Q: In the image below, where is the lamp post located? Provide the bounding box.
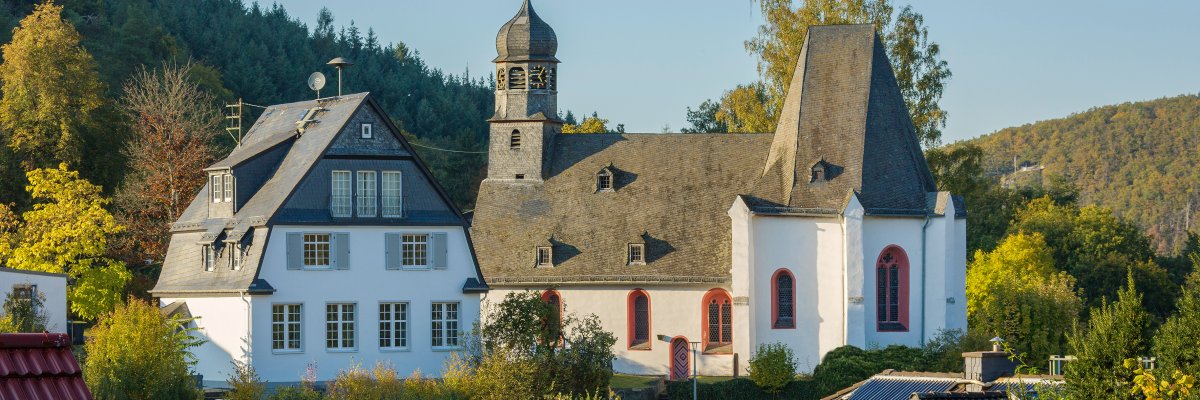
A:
[658,334,700,400]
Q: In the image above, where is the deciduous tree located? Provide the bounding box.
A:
[85,298,202,400]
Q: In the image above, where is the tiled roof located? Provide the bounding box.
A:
[0,333,91,400]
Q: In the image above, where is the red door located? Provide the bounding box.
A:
[670,337,689,380]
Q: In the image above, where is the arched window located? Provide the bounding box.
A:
[510,130,521,149]
[541,290,562,345]
[876,245,910,332]
[508,67,526,90]
[772,269,795,329]
[627,289,651,350]
[701,289,732,353]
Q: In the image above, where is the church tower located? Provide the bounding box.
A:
[487,0,560,183]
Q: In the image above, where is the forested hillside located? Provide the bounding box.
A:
[964,94,1200,254]
[0,0,492,207]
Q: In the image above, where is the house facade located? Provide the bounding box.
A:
[471,1,967,377]
[150,93,487,386]
[0,267,68,333]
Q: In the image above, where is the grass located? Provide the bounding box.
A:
[609,374,661,390]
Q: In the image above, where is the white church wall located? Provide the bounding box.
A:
[728,197,753,375]
[250,225,481,383]
[159,295,249,386]
[485,285,736,377]
[922,212,950,341]
[862,216,926,348]
[746,214,845,372]
[946,216,968,332]
[843,197,866,349]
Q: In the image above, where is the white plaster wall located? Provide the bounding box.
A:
[728,197,753,373]
[923,213,949,341]
[159,295,249,385]
[0,269,67,332]
[251,225,481,383]
[862,216,927,348]
[946,216,968,332]
[746,215,845,372]
[486,286,735,376]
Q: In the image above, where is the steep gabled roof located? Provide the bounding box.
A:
[756,24,937,213]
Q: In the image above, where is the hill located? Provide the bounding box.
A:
[964,94,1200,254]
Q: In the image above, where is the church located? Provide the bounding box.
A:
[471,0,968,377]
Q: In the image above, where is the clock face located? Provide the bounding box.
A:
[529,65,547,89]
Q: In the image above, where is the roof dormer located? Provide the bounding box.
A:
[596,165,615,192]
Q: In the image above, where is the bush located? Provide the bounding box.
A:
[226,360,266,400]
[325,362,463,400]
[267,385,321,400]
[748,342,798,393]
[665,377,818,400]
[0,288,47,333]
[84,297,203,400]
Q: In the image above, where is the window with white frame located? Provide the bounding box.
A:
[12,284,35,310]
[402,234,429,268]
[330,170,352,217]
[378,302,408,350]
[211,175,222,202]
[431,302,459,348]
[536,246,553,267]
[381,171,402,217]
[356,171,377,217]
[361,123,373,139]
[223,173,234,202]
[326,303,356,350]
[302,234,332,268]
[203,244,215,271]
[271,304,302,351]
[628,243,645,265]
[228,243,241,271]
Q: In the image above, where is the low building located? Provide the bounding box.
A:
[0,267,69,333]
[0,332,91,399]
[150,93,487,386]
[824,349,1065,400]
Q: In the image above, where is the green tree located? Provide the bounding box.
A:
[85,298,203,400]
[0,165,131,320]
[0,1,105,169]
[562,112,610,134]
[715,83,775,133]
[681,98,728,133]
[966,233,1082,364]
[0,288,48,333]
[748,342,798,394]
[1066,273,1152,400]
[1154,270,1200,374]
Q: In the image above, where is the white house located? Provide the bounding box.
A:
[150,93,487,387]
[471,1,967,378]
[0,267,68,333]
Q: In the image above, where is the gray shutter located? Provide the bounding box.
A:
[335,232,350,270]
[432,232,448,270]
[385,233,400,270]
[286,233,302,270]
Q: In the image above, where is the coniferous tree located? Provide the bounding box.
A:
[1154,269,1200,374]
[1066,272,1152,399]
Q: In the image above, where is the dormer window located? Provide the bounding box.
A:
[202,244,215,272]
[596,169,613,192]
[228,243,242,271]
[223,173,233,202]
[810,161,828,183]
[211,175,221,202]
[361,123,373,139]
[510,130,521,149]
[536,246,553,267]
[628,243,645,265]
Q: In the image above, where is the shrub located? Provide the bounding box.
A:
[226,360,266,400]
[748,342,798,393]
[267,385,321,400]
[84,297,203,400]
[0,288,47,333]
[665,377,818,400]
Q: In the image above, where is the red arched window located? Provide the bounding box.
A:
[627,289,651,350]
[541,290,563,344]
[772,269,795,329]
[701,289,732,353]
[876,245,910,332]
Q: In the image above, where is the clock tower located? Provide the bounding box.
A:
[487,0,560,183]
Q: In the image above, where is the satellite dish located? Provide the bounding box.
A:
[307,72,327,92]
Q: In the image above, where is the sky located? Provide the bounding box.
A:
[270,0,1200,143]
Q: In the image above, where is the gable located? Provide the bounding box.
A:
[325,105,412,157]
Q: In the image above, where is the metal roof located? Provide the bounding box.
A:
[0,333,91,400]
[845,376,959,400]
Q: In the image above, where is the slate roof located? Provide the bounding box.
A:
[494,0,558,62]
[0,333,91,400]
[473,133,772,284]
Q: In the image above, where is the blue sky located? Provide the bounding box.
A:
[270,0,1200,143]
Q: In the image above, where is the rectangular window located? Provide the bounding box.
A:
[224,171,232,200]
[628,243,645,265]
[379,302,408,350]
[12,284,35,306]
[302,234,332,268]
[331,170,352,217]
[210,175,220,202]
[229,244,241,271]
[271,304,302,352]
[381,171,403,217]
[431,302,459,348]
[203,244,215,271]
[356,171,377,217]
[402,234,429,268]
[326,303,356,350]
[361,123,373,139]
[536,247,552,267]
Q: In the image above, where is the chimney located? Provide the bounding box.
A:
[962,338,1016,390]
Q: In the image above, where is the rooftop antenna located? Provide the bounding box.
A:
[327,57,354,96]
[307,72,327,100]
[225,98,243,146]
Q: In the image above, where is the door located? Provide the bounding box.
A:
[670,337,690,380]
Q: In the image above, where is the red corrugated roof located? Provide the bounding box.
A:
[0,333,91,400]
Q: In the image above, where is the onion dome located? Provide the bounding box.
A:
[494,0,558,62]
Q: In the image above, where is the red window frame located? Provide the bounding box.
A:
[771,269,795,329]
[701,288,732,354]
[627,289,651,350]
[540,290,563,345]
[876,245,910,332]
